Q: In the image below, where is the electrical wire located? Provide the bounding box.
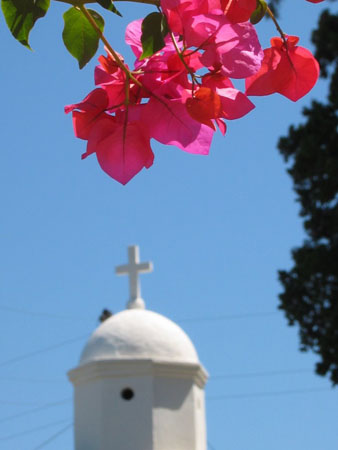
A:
[0,303,280,323]
[0,398,71,425]
[208,387,332,401]
[210,368,312,380]
[177,311,279,323]
[31,422,73,450]
[0,418,71,441]
[0,400,40,406]
[0,376,64,383]
[208,440,217,450]
[0,304,91,321]
[0,333,89,368]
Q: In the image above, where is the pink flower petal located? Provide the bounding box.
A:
[142,97,214,155]
[93,121,154,184]
[245,37,320,101]
[217,87,255,119]
[65,89,108,114]
[125,19,143,58]
[196,19,263,78]
[215,118,227,135]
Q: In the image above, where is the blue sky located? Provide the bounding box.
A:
[1,0,337,449]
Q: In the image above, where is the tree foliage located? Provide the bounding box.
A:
[277,8,338,385]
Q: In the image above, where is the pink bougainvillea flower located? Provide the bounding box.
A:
[65,88,115,160]
[245,35,320,101]
[97,49,124,75]
[94,50,147,113]
[65,0,324,185]
[186,78,254,127]
[212,21,263,78]
[185,15,263,79]
[89,119,154,185]
[125,19,144,58]
[161,0,207,35]
[184,13,236,49]
[217,87,255,119]
[186,87,222,128]
[95,69,127,110]
[136,49,193,96]
[221,0,257,23]
[83,113,117,158]
[215,118,227,135]
[65,88,109,140]
[93,51,130,110]
[125,18,180,60]
[202,72,234,89]
[142,97,215,155]
[82,110,154,184]
[154,51,203,93]
[161,0,249,35]
[65,88,108,115]
[202,73,255,119]
[66,88,154,184]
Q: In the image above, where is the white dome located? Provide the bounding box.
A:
[80,309,199,365]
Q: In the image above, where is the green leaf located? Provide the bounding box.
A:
[62,7,104,70]
[1,0,50,48]
[96,0,122,17]
[140,12,168,60]
[250,0,267,25]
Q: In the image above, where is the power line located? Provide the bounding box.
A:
[0,399,71,425]
[211,368,312,380]
[0,333,89,368]
[0,418,71,441]
[0,303,280,323]
[31,422,72,450]
[208,387,333,401]
[177,311,279,323]
[0,400,40,406]
[0,304,91,321]
[0,376,64,384]
[208,440,217,450]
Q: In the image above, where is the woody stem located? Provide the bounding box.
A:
[78,4,143,88]
[266,5,287,46]
[266,5,296,72]
[169,31,199,85]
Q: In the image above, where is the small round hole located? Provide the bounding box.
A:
[121,388,134,401]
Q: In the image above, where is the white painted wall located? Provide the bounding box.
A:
[153,377,207,450]
[73,376,153,450]
[69,360,208,450]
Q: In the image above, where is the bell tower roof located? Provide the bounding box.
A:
[80,308,199,366]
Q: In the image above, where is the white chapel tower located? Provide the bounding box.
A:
[68,245,208,450]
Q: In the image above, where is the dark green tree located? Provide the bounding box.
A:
[277,8,338,385]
